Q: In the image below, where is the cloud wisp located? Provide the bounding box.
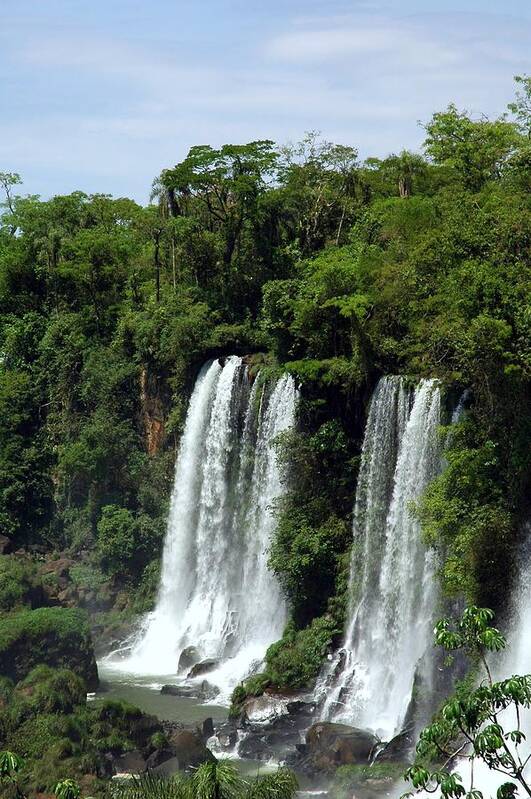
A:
[1,2,530,201]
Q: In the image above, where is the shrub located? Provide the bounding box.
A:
[96,506,162,578]
[0,557,41,612]
[17,666,86,714]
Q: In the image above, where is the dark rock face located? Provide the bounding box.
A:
[215,724,238,750]
[0,535,13,554]
[301,722,380,772]
[375,728,415,762]
[202,717,215,741]
[216,691,316,762]
[187,659,219,678]
[178,646,200,672]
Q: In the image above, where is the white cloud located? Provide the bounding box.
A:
[2,3,530,201]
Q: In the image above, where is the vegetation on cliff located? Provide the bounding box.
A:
[0,79,530,697]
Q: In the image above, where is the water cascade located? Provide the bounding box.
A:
[108,356,298,697]
[318,376,441,740]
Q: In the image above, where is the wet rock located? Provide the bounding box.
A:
[178,646,200,672]
[202,717,215,741]
[113,749,147,774]
[242,694,290,726]
[235,693,316,761]
[303,722,379,771]
[160,680,220,701]
[374,728,414,762]
[161,684,197,697]
[188,658,219,678]
[215,722,238,750]
[197,680,221,701]
[167,729,216,770]
[145,748,174,770]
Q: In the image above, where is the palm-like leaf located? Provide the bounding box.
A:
[109,772,190,799]
[0,751,24,778]
[54,779,81,799]
[246,768,298,799]
[106,764,298,799]
[191,761,246,799]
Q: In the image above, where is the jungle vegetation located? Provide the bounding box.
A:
[0,78,530,716]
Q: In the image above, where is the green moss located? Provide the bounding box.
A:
[266,615,340,689]
[69,563,107,590]
[150,731,169,749]
[332,762,407,799]
[0,607,98,689]
[229,673,272,718]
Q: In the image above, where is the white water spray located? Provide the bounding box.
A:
[317,377,441,739]
[106,357,297,698]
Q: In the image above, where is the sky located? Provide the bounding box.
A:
[1,0,530,203]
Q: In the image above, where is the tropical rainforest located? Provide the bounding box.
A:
[0,77,530,797]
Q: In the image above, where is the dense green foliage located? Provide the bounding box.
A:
[265,615,340,689]
[0,664,162,797]
[0,80,530,694]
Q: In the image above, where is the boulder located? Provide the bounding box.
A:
[152,756,182,777]
[304,722,379,771]
[187,659,219,678]
[202,717,215,741]
[178,646,200,672]
[160,680,220,701]
[214,722,238,750]
[167,728,216,770]
[161,684,197,698]
[235,693,315,761]
[242,694,290,726]
[145,748,175,771]
[113,749,147,775]
[374,728,414,762]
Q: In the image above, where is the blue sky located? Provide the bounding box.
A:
[1,0,530,202]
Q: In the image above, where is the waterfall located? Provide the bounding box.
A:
[318,376,441,740]
[108,357,297,697]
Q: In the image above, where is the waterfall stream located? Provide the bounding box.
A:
[317,376,442,740]
[106,357,297,699]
